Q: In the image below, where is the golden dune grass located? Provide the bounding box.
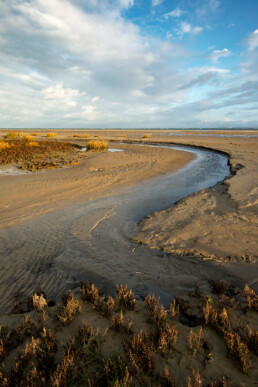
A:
[26,141,39,147]
[87,139,108,151]
[143,134,151,139]
[0,141,11,150]
[46,133,57,138]
[5,132,19,139]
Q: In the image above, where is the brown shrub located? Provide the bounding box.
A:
[145,294,167,326]
[50,347,75,386]
[87,139,108,151]
[126,330,155,374]
[80,281,100,305]
[96,295,115,317]
[46,133,56,138]
[224,331,252,374]
[212,280,229,295]
[5,132,19,139]
[160,366,175,386]
[169,299,180,319]
[32,294,47,312]
[187,369,202,387]
[116,285,136,310]
[0,141,10,150]
[26,141,39,147]
[242,285,258,311]
[188,327,204,354]
[56,291,82,325]
[112,311,124,332]
[143,134,151,139]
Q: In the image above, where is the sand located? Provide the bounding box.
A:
[0,129,257,314]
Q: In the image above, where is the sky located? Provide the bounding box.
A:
[0,0,257,128]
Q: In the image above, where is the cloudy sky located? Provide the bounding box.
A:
[0,0,257,128]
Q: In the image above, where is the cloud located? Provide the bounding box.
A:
[165,7,185,18]
[246,29,258,51]
[152,0,163,6]
[196,0,220,17]
[174,22,203,38]
[209,48,231,62]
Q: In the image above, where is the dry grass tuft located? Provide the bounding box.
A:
[145,294,167,326]
[72,134,81,137]
[0,141,10,150]
[188,327,204,354]
[170,299,180,319]
[87,139,108,151]
[126,329,155,374]
[160,366,175,386]
[187,369,202,387]
[32,294,48,312]
[112,311,124,331]
[31,132,39,136]
[56,290,82,325]
[80,281,100,305]
[143,134,151,139]
[224,331,252,374]
[26,141,39,147]
[5,131,19,139]
[212,280,229,295]
[46,132,57,138]
[82,133,90,138]
[242,284,258,311]
[116,284,136,310]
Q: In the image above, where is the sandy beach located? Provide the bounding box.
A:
[0,129,257,314]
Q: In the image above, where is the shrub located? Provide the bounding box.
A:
[72,134,81,137]
[0,141,10,150]
[26,141,39,147]
[5,131,19,139]
[46,132,56,138]
[126,330,155,374]
[56,290,82,325]
[188,327,204,354]
[212,280,229,295]
[112,311,124,332]
[145,294,167,326]
[116,285,136,310]
[187,369,202,387]
[170,299,180,319]
[31,132,39,136]
[143,134,151,139]
[32,294,47,312]
[82,134,90,138]
[224,331,252,374]
[87,139,108,151]
[242,284,258,311]
[80,281,100,305]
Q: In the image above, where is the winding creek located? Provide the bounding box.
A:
[0,143,253,313]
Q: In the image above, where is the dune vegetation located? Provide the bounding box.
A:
[87,139,108,151]
[0,282,257,386]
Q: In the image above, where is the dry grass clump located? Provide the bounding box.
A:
[145,294,167,326]
[26,141,39,147]
[116,284,136,310]
[143,134,151,139]
[224,331,252,374]
[32,294,48,312]
[5,131,19,139]
[80,281,115,317]
[170,299,180,319]
[94,134,99,137]
[72,134,81,137]
[151,323,178,355]
[46,132,56,138]
[212,280,229,295]
[111,311,134,334]
[31,132,39,136]
[56,290,82,325]
[82,133,90,138]
[187,369,202,387]
[242,284,258,311]
[0,141,10,150]
[87,139,108,151]
[188,327,204,354]
[238,324,258,355]
[160,366,175,386]
[125,329,155,374]
[117,134,126,138]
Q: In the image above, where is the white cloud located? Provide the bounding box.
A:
[42,83,80,100]
[175,22,203,38]
[209,48,231,62]
[152,0,163,6]
[246,29,258,51]
[165,7,185,18]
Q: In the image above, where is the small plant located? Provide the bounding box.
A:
[5,131,19,139]
[112,311,124,332]
[31,132,39,136]
[56,290,82,325]
[170,299,180,319]
[116,285,136,310]
[145,294,167,326]
[87,139,108,151]
[96,295,115,317]
[72,134,81,137]
[188,327,204,354]
[212,280,229,295]
[46,132,57,138]
[187,369,202,387]
[242,284,258,311]
[0,141,10,150]
[26,141,39,147]
[80,281,100,305]
[160,366,175,387]
[32,293,47,312]
[126,330,155,374]
[143,134,151,139]
[82,133,90,138]
[224,331,252,374]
